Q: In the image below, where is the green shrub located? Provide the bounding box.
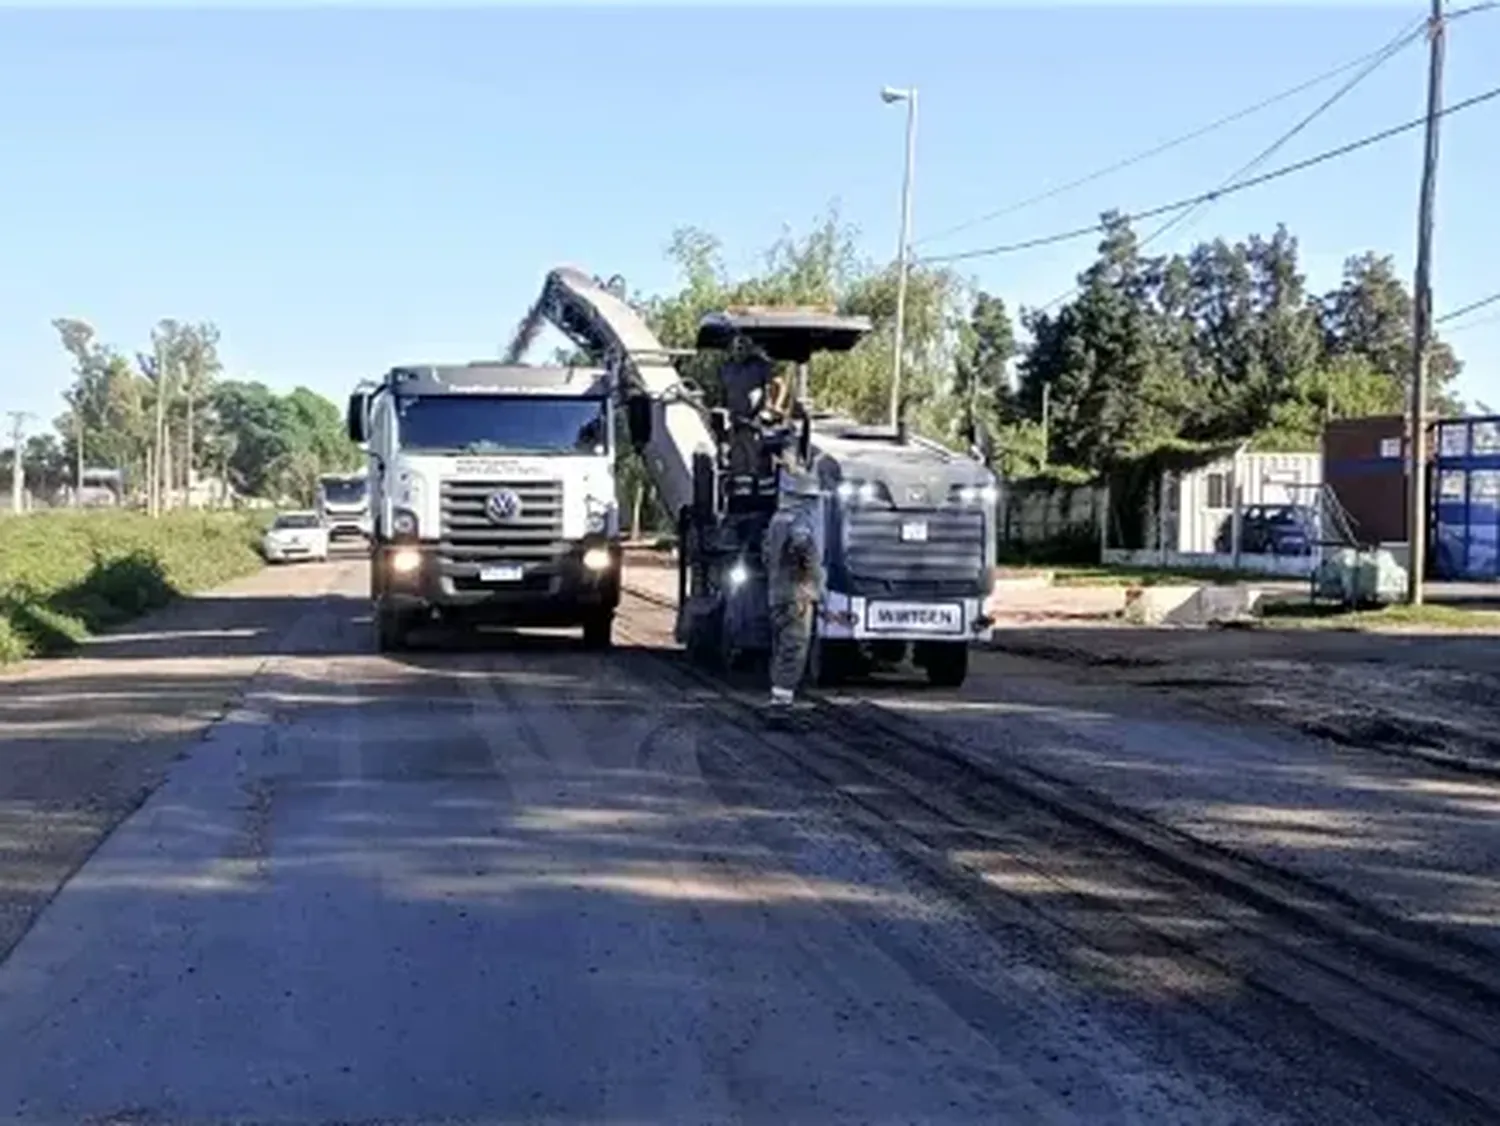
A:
[0,509,265,663]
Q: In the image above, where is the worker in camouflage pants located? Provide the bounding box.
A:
[763,471,823,709]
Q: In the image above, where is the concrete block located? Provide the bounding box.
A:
[1123,584,1269,626]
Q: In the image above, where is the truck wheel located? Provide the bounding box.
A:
[685,602,722,668]
[582,612,614,650]
[924,642,970,688]
[375,606,410,653]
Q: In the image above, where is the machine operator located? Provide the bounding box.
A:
[719,336,791,482]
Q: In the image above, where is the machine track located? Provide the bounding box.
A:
[617,583,1500,1123]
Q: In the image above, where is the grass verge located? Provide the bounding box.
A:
[1255,599,1500,632]
[0,509,267,664]
[1009,564,1280,588]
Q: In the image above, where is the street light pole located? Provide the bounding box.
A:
[881,85,918,430]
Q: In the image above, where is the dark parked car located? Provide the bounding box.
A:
[1214,504,1316,556]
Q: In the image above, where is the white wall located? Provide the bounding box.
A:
[1103,547,1319,578]
[1174,451,1322,553]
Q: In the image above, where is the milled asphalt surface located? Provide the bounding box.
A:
[0,558,1492,1124]
[624,561,1500,963]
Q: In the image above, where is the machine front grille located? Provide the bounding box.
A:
[439,478,565,564]
[842,507,987,596]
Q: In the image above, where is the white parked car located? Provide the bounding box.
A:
[262,511,330,564]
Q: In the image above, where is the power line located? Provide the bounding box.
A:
[1136,15,1426,254]
[917,1,1496,255]
[1440,309,1500,334]
[1435,290,1500,324]
[918,82,1500,267]
[1029,14,1426,316]
[915,13,1430,250]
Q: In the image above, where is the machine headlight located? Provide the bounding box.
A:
[390,547,421,575]
[583,546,613,571]
[727,561,750,588]
[955,484,999,505]
[836,480,883,504]
[391,508,419,537]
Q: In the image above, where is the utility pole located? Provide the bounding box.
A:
[6,411,33,515]
[149,336,168,518]
[73,407,84,508]
[881,86,918,430]
[1040,383,1052,469]
[1406,0,1445,605]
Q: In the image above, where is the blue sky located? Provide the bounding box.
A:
[1,2,1497,440]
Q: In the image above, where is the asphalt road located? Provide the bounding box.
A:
[0,559,1492,1125]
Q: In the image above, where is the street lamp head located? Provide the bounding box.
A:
[880,86,911,104]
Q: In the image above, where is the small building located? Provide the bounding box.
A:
[1432,414,1500,581]
[1102,444,1326,576]
[1321,415,1423,547]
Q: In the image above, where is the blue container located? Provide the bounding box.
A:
[1432,416,1500,580]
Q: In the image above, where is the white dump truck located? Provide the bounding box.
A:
[314,470,371,543]
[345,362,622,651]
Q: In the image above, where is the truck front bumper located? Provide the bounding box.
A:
[375,537,621,626]
[326,516,372,540]
[814,589,993,644]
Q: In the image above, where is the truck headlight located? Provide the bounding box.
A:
[727,561,750,588]
[391,508,419,537]
[583,546,612,571]
[390,546,421,575]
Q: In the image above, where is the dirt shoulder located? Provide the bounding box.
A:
[0,561,354,961]
[989,621,1500,777]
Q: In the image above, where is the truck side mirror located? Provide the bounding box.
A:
[346,391,369,445]
[626,393,653,450]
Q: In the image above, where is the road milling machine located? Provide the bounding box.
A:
[506,267,999,688]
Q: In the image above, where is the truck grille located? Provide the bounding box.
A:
[439,478,564,564]
[842,507,987,596]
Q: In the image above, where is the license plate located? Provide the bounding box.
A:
[900,521,929,543]
[479,564,524,582]
[865,601,964,636]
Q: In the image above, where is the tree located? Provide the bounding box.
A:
[52,317,153,493]
[1321,252,1462,414]
[172,321,223,489]
[1010,215,1469,470]
[1017,214,1185,469]
[208,381,288,500]
[643,206,968,429]
[204,380,360,503]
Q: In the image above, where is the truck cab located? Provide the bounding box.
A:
[315,471,372,543]
[347,362,622,651]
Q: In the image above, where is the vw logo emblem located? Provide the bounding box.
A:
[485,489,522,524]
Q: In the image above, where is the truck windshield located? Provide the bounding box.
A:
[395,395,610,456]
[319,480,366,505]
